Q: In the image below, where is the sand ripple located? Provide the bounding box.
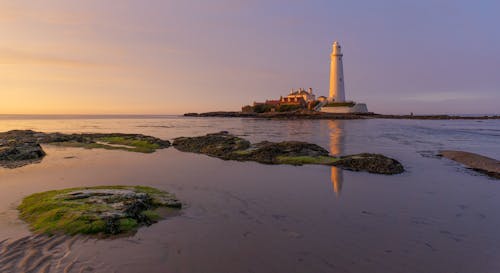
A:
[0,234,85,273]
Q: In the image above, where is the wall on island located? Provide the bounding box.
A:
[320,103,368,113]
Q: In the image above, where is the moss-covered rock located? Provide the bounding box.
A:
[0,130,171,168]
[0,130,170,153]
[18,186,181,236]
[231,141,331,164]
[275,155,339,165]
[173,132,405,174]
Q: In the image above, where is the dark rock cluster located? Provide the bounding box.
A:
[173,131,330,164]
[0,130,170,168]
[174,131,404,175]
[0,130,170,148]
[1,129,405,175]
[232,141,331,164]
[0,139,46,168]
[173,131,250,158]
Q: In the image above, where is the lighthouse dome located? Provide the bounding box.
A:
[332,41,342,55]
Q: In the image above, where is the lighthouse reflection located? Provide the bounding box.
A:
[328,120,345,196]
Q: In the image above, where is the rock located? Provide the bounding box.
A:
[19,186,182,235]
[173,131,251,159]
[173,132,329,164]
[332,153,405,175]
[232,141,330,164]
[439,150,500,179]
[0,142,46,168]
[173,132,404,175]
[0,130,171,168]
[0,130,171,149]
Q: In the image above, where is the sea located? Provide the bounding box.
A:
[0,115,499,273]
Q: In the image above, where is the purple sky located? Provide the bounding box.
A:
[1,0,499,114]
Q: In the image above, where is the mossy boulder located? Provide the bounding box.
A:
[18,186,181,236]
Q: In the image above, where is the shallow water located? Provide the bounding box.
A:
[0,116,499,273]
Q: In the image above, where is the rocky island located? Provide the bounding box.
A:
[184,111,500,120]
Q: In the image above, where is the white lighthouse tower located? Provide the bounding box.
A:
[329,41,345,102]
[320,41,369,113]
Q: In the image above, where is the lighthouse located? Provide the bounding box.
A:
[329,41,345,102]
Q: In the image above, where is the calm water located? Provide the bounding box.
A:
[0,116,499,273]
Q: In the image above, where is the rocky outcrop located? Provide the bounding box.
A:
[439,150,500,179]
[0,130,170,148]
[332,153,405,175]
[1,130,405,175]
[0,142,46,168]
[173,132,404,174]
[0,130,171,168]
[173,132,330,164]
[231,141,330,164]
[173,131,250,159]
[18,186,182,235]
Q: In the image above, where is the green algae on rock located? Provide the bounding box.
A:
[0,130,171,168]
[0,130,170,153]
[50,135,163,153]
[18,186,182,236]
[173,131,405,174]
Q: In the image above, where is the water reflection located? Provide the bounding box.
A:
[328,120,345,196]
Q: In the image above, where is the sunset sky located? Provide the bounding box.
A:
[1,0,499,115]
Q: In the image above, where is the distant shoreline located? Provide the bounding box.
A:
[0,113,499,120]
[184,111,500,120]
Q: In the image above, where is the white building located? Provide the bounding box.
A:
[321,41,368,114]
[281,88,316,103]
[329,41,345,102]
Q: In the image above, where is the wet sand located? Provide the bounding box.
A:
[0,235,82,273]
